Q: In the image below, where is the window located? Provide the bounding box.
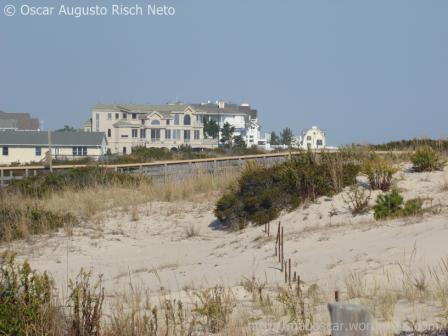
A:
[151,129,160,142]
[35,147,41,156]
[307,136,312,140]
[73,147,87,156]
[151,119,160,125]
[95,113,100,131]
[121,134,129,138]
[165,129,171,139]
[184,114,191,125]
[140,129,146,139]
[184,130,190,142]
[132,129,138,138]
[132,113,137,119]
[316,139,323,147]
[123,147,127,155]
[107,129,111,137]
[173,129,181,140]
[166,120,170,125]
[2,147,8,156]
[194,130,200,140]
[122,113,127,119]
[174,114,180,125]
[115,113,119,119]
[107,113,112,120]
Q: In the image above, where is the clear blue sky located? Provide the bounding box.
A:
[1,0,447,145]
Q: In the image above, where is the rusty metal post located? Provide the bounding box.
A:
[284,261,288,283]
[335,290,340,302]
[293,271,296,282]
[281,226,284,265]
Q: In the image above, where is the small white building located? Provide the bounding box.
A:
[299,126,326,150]
[0,130,107,165]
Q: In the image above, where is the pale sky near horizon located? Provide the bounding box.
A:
[1,0,447,145]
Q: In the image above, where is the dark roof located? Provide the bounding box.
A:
[0,130,105,146]
[0,112,40,130]
[93,103,258,118]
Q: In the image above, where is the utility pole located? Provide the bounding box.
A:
[47,130,53,173]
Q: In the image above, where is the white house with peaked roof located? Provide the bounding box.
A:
[299,126,326,150]
[0,130,107,165]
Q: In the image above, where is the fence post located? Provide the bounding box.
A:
[0,169,3,187]
[164,163,168,183]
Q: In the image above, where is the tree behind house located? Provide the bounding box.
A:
[280,127,293,146]
[220,122,235,147]
[270,131,280,145]
[233,135,246,149]
[204,120,219,139]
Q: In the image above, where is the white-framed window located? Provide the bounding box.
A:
[151,119,160,125]
[132,129,138,138]
[107,129,111,137]
[35,147,41,156]
[173,129,181,140]
[194,130,200,140]
[107,113,112,120]
[184,114,191,125]
[174,114,180,125]
[140,129,146,138]
[166,129,171,139]
[95,113,100,131]
[122,113,127,119]
[2,146,8,156]
[115,113,119,120]
[73,147,87,156]
[184,130,190,142]
[132,113,137,119]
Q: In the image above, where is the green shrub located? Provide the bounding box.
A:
[362,155,397,191]
[193,286,235,333]
[373,190,422,220]
[69,269,104,336]
[411,146,445,172]
[8,167,149,198]
[0,204,77,242]
[0,251,63,335]
[215,152,359,229]
[343,185,371,215]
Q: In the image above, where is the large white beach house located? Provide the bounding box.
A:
[88,101,265,154]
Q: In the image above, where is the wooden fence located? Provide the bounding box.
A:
[0,149,409,187]
[0,151,309,187]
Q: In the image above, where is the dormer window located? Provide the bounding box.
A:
[151,120,160,125]
[184,114,191,125]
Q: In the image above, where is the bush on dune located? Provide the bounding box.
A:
[411,146,446,172]
[7,167,150,198]
[362,155,397,191]
[0,203,77,242]
[215,152,360,230]
[373,190,422,220]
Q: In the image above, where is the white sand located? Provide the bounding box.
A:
[2,165,448,334]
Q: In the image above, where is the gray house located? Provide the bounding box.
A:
[0,130,107,165]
